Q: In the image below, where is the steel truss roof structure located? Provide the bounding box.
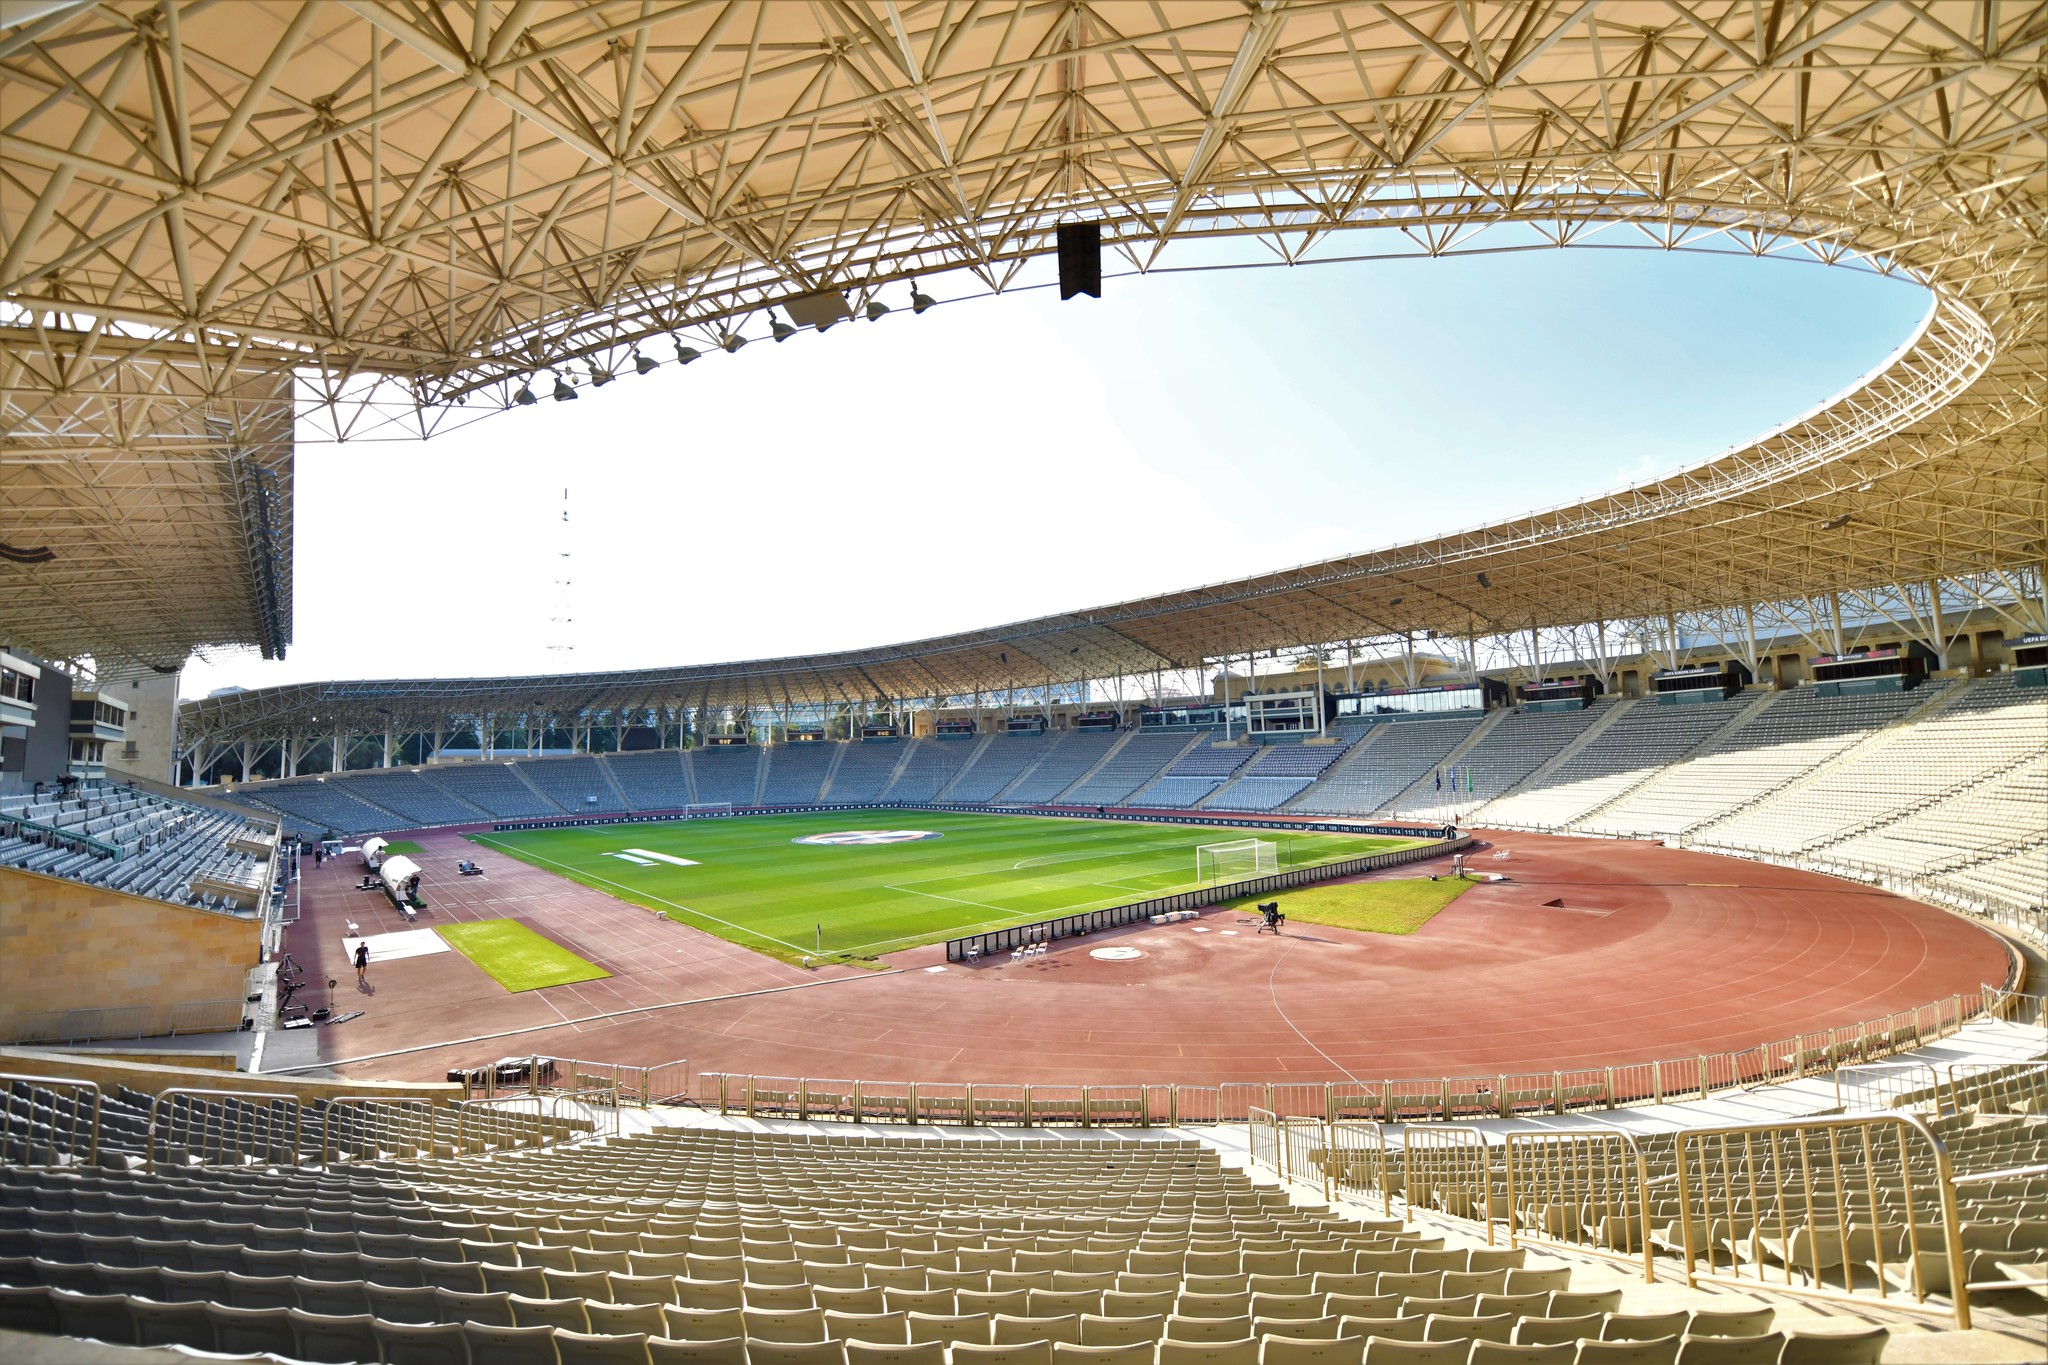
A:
[1,2,2043,736]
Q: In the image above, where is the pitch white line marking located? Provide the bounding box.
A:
[469,835,812,954]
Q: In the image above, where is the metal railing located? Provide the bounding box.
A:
[1403,1124,1497,1237]
[1326,1120,1397,1214]
[321,1097,447,1165]
[1672,1112,1971,1328]
[1839,1058,2048,1117]
[0,1072,99,1168]
[451,1053,688,1108]
[687,984,2036,1130]
[1503,1129,1658,1280]
[946,836,1471,961]
[147,1088,304,1172]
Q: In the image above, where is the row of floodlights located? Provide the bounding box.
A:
[511,283,937,405]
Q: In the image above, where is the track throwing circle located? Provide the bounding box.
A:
[792,830,944,846]
[1090,946,1145,961]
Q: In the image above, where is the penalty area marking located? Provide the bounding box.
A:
[468,834,813,955]
[605,853,657,866]
[625,848,698,866]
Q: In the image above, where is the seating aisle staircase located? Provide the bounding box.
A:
[932,734,997,801]
[1556,688,1777,832]
[1465,698,1638,823]
[1377,708,1510,814]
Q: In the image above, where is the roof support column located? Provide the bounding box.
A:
[1926,581,1948,671]
[1828,593,1846,654]
[382,721,392,768]
[240,741,250,785]
[1742,606,1758,673]
[331,725,342,773]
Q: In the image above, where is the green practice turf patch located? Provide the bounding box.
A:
[437,919,610,992]
[380,840,424,855]
[1227,875,1473,935]
[470,810,1431,965]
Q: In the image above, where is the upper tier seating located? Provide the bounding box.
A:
[237,779,398,836]
[761,744,837,806]
[1,785,275,912]
[1391,706,1606,823]
[1476,695,1749,830]
[689,749,762,806]
[823,743,905,804]
[883,739,980,803]
[332,771,486,827]
[1288,715,1483,816]
[1205,740,1354,812]
[1065,733,1198,806]
[417,764,564,820]
[946,733,1052,802]
[1581,684,1947,838]
[1132,744,1256,809]
[604,751,694,811]
[518,757,629,814]
[1696,675,2048,857]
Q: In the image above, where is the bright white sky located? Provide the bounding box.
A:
[181,244,1930,700]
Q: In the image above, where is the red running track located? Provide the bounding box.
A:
[287,828,2014,1088]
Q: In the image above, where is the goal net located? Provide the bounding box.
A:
[1196,838,1279,884]
[684,802,734,817]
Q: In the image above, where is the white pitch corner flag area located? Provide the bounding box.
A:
[1197,838,1279,884]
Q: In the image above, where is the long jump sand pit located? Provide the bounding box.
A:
[290,827,2013,1089]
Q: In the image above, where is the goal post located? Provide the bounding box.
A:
[683,801,734,817]
[1196,838,1279,884]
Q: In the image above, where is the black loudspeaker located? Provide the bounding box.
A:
[1057,222,1102,299]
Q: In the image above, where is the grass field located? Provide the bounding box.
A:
[472,810,1426,963]
[1225,876,1473,935]
[438,919,611,991]
[380,840,424,856]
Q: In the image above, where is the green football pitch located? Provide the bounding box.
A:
[470,810,1424,964]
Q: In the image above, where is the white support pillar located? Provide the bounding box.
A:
[239,741,251,784]
[1926,581,1948,671]
[1828,593,1847,654]
[331,726,342,773]
[381,723,392,768]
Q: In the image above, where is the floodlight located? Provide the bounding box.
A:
[1476,572,1491,588]
[910,282,936,314]
[674,341,702,364]
[719,332,745,353]
[551,372,577,402]
[1818,513,1852,530]
[865,299,890,321]
[769,309,797,342]
[512,381,537,406]
[634,351,658,375]
[589,364,614,387]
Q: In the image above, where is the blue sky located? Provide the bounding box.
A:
[180,244,1929,698]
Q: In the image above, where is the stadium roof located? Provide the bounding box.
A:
[2,1,2042,723]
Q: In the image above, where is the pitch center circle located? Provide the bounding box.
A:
[791,829,944,845]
